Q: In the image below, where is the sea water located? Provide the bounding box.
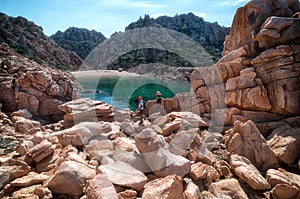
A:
[76,75,191,111]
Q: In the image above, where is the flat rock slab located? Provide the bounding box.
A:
[98,161,147,191]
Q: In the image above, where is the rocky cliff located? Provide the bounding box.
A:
[0,44,80,122]
[188,0,300,132]
[152,0,300,133]
[50,27,106,59]
[0,13,82,70]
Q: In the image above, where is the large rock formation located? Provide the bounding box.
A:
[188,0,300,135]
[0,12,82,70]
[222,0,299,55]
[0,44,80,122]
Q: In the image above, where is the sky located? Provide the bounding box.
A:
[0,0,249,38]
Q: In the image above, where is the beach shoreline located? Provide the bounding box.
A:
[71,70,141,78]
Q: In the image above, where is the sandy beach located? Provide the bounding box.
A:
[71,70,141,78]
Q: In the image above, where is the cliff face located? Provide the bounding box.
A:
[188,0,300,134]
[50,27,106,59]
[0,13,82,70]
[126,13,230,60]
[0,44,80,122]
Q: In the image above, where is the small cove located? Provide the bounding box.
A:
[75,73,191,111]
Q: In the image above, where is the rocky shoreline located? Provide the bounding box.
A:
[0,0,300,198]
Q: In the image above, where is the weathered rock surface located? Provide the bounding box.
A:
[118,190,137,199]
[230,154,271,190]
[58,98,115,127]
[251,45,300,115]
[224,120,278,171]
[26,140,55,163]
[267,125,300,165]
[14,117,41,134]
[188,0,300,133]
[85,174,118,199]
[142,174,184,199]
[11,109,32,119]
[205,178,248,199]
[0,159,30,189]
[10,172,49,187]
[0,45,80,122]
[266,168,300,188]
[135,128,191,177]
[46,160,96,196]
[184,181,201,199]
[223,0,298,55]
[255,16,300,50]
[266,168,300,199]
[98,161,147,191]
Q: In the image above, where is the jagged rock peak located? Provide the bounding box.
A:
[51,27,106,42]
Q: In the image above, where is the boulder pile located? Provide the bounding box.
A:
[0,102,299,198]
[0,0,300,198]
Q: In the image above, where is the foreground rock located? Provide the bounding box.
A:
[135,128,191,177]
[267,125,300,165]
[205,178,248,199]
[266,168,300,199]
[224,120,278,171]
[85,174,118,199]
[58,98,115,127]
[142,175,184,199]
[98,161,147,191]
[46,160,96,196]
[230,154,271,190]
[0,159,30,189]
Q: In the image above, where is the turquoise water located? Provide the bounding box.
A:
[76,75,191,110]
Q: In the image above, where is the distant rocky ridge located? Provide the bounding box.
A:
[126,13,230,59]
[50,27,106,59]
[106,13,229,73]
[53,13,229,73]
[0,12,82,70]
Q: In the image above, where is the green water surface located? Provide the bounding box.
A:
[76,75,191,110]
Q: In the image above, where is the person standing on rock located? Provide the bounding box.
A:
[156,91,162,106]
[137,96,145,124]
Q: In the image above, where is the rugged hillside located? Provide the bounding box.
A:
[50,27,106,59]
[126,13,230,59]
[0,12,82,70]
